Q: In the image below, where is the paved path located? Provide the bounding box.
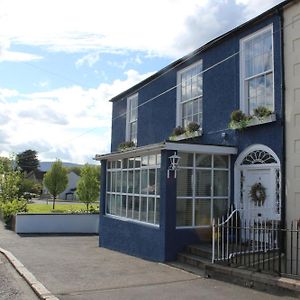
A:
[0,253,39,300]
[0,222,296,300]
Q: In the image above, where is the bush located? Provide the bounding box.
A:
[172,126,186,136]
[187,122,200,132]
[0,199,27,224]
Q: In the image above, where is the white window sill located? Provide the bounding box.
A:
[169,129,202,141]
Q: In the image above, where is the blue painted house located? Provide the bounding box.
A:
[96,2,287,262]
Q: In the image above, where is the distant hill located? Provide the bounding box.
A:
[39,161,83,172]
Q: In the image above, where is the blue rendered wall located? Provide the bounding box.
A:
[104,13,283,262]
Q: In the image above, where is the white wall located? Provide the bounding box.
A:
[15,214,99,234]
[284,1,300,224]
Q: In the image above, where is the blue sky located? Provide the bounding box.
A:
[0,0,282,164]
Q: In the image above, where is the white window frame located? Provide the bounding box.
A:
[105,152,161,227]
[126,93,138,143]
[176,152,231,229]
[176,61,203,128]
[240,25,274,115]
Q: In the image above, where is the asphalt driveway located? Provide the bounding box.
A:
[0,222,296,300]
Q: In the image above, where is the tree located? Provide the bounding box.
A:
[17,149,39,173]
[76,164,100,211]
[43,160,68,209]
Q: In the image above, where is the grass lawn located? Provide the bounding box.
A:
[27,203,99,213]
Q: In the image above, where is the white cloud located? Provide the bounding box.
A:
[0,69,152,163]
[0,40,42,62]
[76,52,100,68]
[0,0,283,58]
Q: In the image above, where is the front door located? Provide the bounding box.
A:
[243,167,278,222]
[235,145,281,224]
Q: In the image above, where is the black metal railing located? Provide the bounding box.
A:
[212,211,300,278]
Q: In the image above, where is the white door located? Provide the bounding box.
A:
[243,167,278,222]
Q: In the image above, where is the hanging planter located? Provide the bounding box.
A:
[249,182,266,205]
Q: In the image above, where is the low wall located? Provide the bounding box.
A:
[15,213,99,234]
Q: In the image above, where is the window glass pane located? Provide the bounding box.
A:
[110,194,116,215]
[107,171,111,192]
[141,169,148,194]
[213,198,228,220]
[156,169,160,195]
[179,152,193,167]
[149,169,155,195]
[149,155,156,165]
[176,199,193,226]
[195,154,211,168]
[116,171,121,193]
[133,196,140,220]
[156,154,161,165]
[140,197,147,222]
[148,197,155,224]
[128,171,133,193]
[122,171,127,193]
[115,194,121,216]
[155,198,160,225]
[195,170,211,197]
[128,158,134,169]
[214,170,228,197]
[116,160,121,169]
[123,158,128,169]
[177,169,193,197]
[106,194,111,214]
[127,196,133,218]
[107,161,111,169]
[111,172,116,192]
[121,195,127,217]
[141,156,148,167]
[135,157,141,168]
[195,199,211,226]
[214,155,228,168]
[134,170,140,194]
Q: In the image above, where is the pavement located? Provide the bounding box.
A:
[0,221,298,300]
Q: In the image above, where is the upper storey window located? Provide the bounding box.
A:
[126,93,138,144]
[240,25,274,115]
[177,61,203,128]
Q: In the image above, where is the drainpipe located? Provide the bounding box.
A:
[278,8,286,229]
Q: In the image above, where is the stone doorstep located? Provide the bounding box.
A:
[0,247,59,300]
[172,253,300,297]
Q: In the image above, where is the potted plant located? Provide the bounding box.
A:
[229,110,252,130]
[169,123,202,141]
[118,141,136,152]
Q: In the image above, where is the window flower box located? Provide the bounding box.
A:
[246,113,276,127]
[169,129,202,141]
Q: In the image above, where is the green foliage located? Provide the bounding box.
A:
[17,149,39,173]
[253,106,272,118]
[186,122,200,132]
[18,178,42,197]
[27,203,96,213]
[0,157,12,173]
[0,199,27,224]
[118,141,136,151]
[229,110,252,130]
[172,126,186,136]
[43,160,68,209]
[66,166,82,176]
[0,160,22,203]
[76,164,100,211]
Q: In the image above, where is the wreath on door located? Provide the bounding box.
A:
[249,182,266,204]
